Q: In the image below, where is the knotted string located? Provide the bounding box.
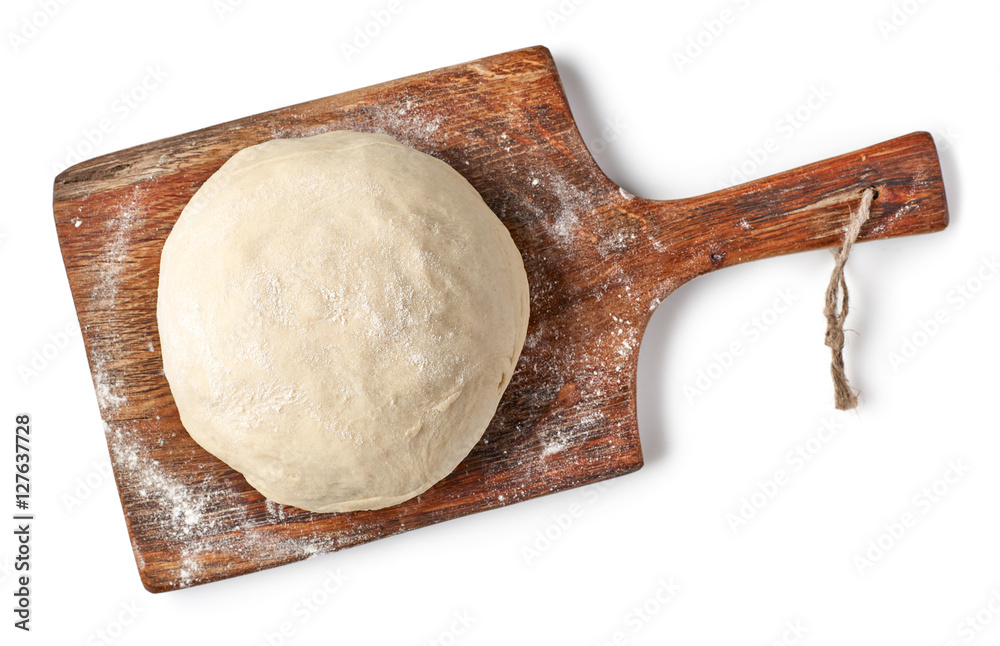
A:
[824,187,876,410]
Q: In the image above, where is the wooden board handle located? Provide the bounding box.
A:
[632,131,949,299]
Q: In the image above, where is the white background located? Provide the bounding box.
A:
[2,0,998,644]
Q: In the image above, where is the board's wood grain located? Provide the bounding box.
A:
[52,45,948,592]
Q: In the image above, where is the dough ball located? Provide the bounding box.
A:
[157,131,529,513]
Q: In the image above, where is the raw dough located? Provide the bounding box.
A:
[157,131,529,513]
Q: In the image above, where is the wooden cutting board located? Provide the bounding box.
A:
[52,45,948,592]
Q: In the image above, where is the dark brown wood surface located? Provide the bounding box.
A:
[52,45,948,593]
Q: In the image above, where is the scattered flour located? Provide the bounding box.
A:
[90,185,145,415]
[105,420,347,589]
